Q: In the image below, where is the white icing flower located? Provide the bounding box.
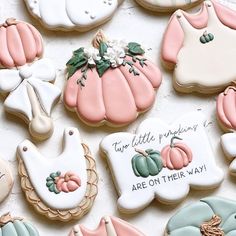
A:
[107,39,128,51]
[84,48,101,66]
[104,46,126,68]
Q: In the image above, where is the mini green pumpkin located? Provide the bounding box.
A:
[131,148,163,178]
[200,31,214,44]
[0,213,39,236]
[46,171,61,194]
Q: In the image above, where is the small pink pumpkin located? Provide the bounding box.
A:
[56,171,81,193]
[217,85,236,131]
[64,31,162,127]
[0,18,43,68]
[161,136,193,170]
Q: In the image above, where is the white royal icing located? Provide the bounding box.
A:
[100,112,223,213]
[221,132,236,175]
[0,158,13,203]
[0,58,61,139]
[24,0,123,30]
[174,1,236,92]
[17,127,88,210]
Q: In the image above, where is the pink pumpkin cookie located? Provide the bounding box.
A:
[64,30,162,127]
[0,18,61,140]
[69,216,145,236]
[162,0,236,94]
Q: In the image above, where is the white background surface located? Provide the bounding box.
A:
[0,0,236,235]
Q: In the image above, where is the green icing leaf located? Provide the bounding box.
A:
[96,59,111,77]
[128,42,145,55]
[99,42,108,57]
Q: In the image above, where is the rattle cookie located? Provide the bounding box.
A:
[64,30,162,127]
[0,18,61,140]
[100,112,223,213]
[17,127,98,221]
[69,216,145,236]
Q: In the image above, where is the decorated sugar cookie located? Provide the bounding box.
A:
[135,0,202,12]
[0,213,39,236]
[17,127,98,221]
[165,197,236,236]
[100,112,223,213]
[162,0,236,94]
[64,31,162,127]
[24,0,124,31]
[69,216,145,236]
[0,158,14,203]
[0,18,61,140]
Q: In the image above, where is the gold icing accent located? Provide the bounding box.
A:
[92,30,107,48]
[200,215,224,236]
[18,143,98,221]
[0,213,23,227]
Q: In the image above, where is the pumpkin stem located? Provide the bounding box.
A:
[134,148,148,157]
[224,83,236,95]
[170,136,182,148]
[0,213,23,226]
[203,30,208,36]
[92,30,107,49]
[0,18,18,27]
[200,215,224,236]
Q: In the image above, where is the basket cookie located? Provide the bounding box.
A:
[17,127,98,221]
[64,30,162,127]
[100,112,223,213]
[0,18,61,140]
[69,216,145,236]
[166,197,236,235]
[162,0,236,93]
[24,0,124,31]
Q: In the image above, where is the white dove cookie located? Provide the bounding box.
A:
[24,0,124,31]
[0,158,14,204]
[135,0,202,12]
[69,216,145,236]
[100,112,223,213]
[17,127,98,221]
[0,18,61,140]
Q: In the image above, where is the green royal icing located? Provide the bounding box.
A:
[200,31,214,44]
[131,149,163,178]
[167,197,236,236]
[46,171,61,194]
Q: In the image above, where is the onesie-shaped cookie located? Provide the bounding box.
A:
[100,112,223,213]
[135,0,202,12]
[166,197,236,236]
[64,31,162,127]
[0,18,61,140]
[24,0,124,31]
[69,216,145,236]
[162,0,236,94]
[17,127,98,221]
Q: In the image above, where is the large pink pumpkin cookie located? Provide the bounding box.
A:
[64,31,162,127]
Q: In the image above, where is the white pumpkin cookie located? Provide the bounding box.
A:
[17,127,98,221]
[0,213,39,236]
[100,112,223,213]
[69,216,145,236]
[135,0,202,12]
[24,0,124,31]
[0,158,14,204]
[0,18,61,140]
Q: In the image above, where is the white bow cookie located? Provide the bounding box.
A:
[0,58,61,140]
[17,127,98,221]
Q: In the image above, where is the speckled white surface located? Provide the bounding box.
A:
[0,0,236,235]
